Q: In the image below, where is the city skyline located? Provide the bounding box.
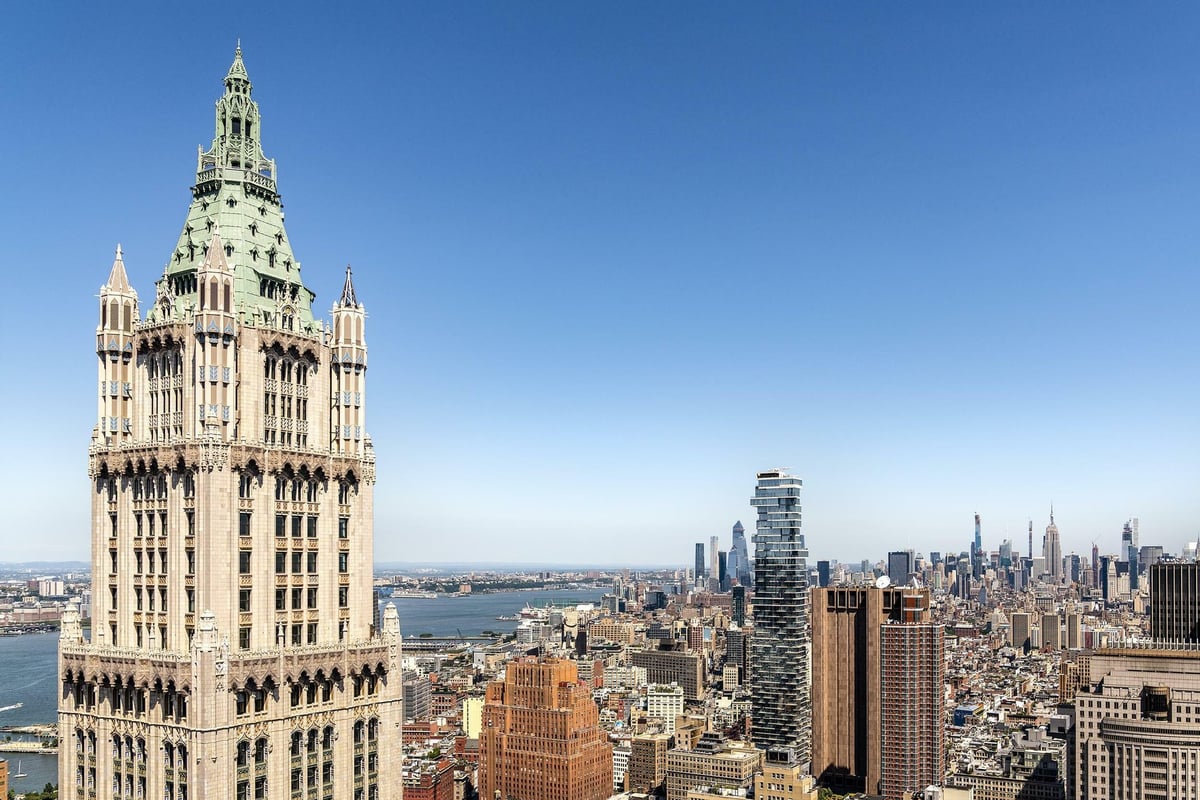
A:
[5,4,1200,563]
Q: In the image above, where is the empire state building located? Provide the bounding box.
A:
[58,49,403,800]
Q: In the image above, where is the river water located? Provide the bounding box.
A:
[0,588,607,793]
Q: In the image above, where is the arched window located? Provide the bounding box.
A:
[224,282,232,312]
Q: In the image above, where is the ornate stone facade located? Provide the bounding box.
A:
[59,48,402,800]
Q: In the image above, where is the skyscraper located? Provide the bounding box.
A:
[479,658,612,800]
[710,535,721,588]
[1150,561,1200,643]
[973,513,984,578]
[1043,510,1062,580]
[886,550,913,586]
[731,520,751,586]
[749,469,811,760]
[58,48,402,800]
[694,542,706,584]
[878,590,944,800]
[811,586,916,794]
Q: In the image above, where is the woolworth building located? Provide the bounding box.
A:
[58,48,403,800]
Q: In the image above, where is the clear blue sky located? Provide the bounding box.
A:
[2,4,1198,565]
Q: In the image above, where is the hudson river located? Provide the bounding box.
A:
[0,587,607,793]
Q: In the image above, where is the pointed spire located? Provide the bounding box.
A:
[105,243,132,293]
[226,43,250,84]
[339,264,360,307]
[201,221,230,272]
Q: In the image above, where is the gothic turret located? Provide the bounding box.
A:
[194,224,237,438]
[96,244,138,443]
[332,266,367,455]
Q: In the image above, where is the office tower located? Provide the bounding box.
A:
[1150,562,1200,643]
[695,543,706,583]
[973,513,984,578]
[731,520,752,586]
[1067,552,1082,583]
[404,672,433,721]
[646,684,685,735]
[731,585,747,626]
[1075,647,1200,800]
[1010,612,1032,653]
[1041,613,1061,651]
[1066,612,1082,649]
[749,469,812,759]
[718,551,730,592]
[887,550,913,585]
[631,648,706,700]
[1043,510,1062,580]
[666,733,763,800]
[878,590,944,800]
[479,658,612,800]
[1128,547,1140,591]
[998,539,1012,568]
[628,733,673,794]
[1092,542,1101,589]
[929,551,942,566]
[710,535,721,585]
[811,586,916,794]
[817,560,831,588]
[725,625,750,680]
[1140,545,1164,570]
[755,749,820,800]
[57,48,402,800]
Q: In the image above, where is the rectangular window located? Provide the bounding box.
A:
[160,512,168,537]
[292,552,302,573]
[338,587,348,608]
[239,512,252,537]
[275,551,286,574]
[187,511,195,536]
[239,589,251,612]
[291,624,302,646]
[186,549,195,574]
[135,513,143,537]
[275,515,286,538]
[307,588,317,609]
[307,516,318,538]
[338,518,349,539]
[239,628,250,650]
[307,623,317,644]
[307,552,317,573]
[338,553,348,573]
[292,588,302,609]
[291,516,302,538]
[187,589,195,613]
[276,589,286,611]
[239,551,251,575]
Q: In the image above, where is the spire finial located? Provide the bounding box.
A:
[105,243,133,293]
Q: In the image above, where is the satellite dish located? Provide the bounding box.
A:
[875,575,892,589]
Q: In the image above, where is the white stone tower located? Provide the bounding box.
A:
[59,47,402,800]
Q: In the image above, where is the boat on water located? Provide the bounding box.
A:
[13,760,26,778]
[0,702,24,713]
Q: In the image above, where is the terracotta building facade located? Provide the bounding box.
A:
[478,658,612,800]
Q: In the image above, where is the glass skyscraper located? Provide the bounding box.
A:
[749,469,811,761]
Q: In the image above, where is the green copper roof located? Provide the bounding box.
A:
[150,47,319,333]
